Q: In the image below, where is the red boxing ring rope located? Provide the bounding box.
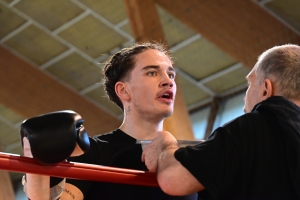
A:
[0,152,158,187]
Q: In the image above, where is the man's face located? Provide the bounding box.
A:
[243,66,266,113]
[126,49,176,121]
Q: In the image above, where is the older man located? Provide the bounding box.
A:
[143,44,300,199]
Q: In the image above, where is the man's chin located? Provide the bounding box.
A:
[163,110,173,118]
[243,106,251,113]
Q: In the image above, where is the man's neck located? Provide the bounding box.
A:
[282,96,300,107]
[119,116,164,140]
[273,93,300,107]
[293,100,300,107]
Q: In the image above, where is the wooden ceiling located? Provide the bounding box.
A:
[0,0,300,182]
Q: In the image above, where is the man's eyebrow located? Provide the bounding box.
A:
[168,66,176,73]
[142,65,176,73]
[142,65,159,71]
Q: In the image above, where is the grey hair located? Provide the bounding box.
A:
[255,44,300,99]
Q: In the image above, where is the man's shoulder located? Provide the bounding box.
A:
[215,112,270,141]
[90,129,118,142]
[222,112,265,129]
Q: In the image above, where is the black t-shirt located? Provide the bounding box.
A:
[67,129,198,200]
[175,97,300,200]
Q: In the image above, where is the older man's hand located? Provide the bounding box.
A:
[142,131,178,172]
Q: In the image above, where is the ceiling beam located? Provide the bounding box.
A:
[155,0,300,69]
[0,45,121,136]
[123,0,165,42]
[123,0,195,139]
[204,97,220,140]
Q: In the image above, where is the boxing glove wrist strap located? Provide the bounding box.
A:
[22,175,65,200]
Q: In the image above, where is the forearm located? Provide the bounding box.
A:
[23,175,66,200]
[23,174,50,200]
[156,148,181,194]
[143,131,204,194]
[22,137,66,200]
[157,148,204,195]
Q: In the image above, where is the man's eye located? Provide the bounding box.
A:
[147,71,157,76]
[168,73,175,79]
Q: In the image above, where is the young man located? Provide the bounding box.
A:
[142,44,300,199]
[23,42,197,200]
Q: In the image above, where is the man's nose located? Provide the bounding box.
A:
[161,82,173,87]
[160,76,174,88]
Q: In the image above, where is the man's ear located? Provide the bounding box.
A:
[262,79,273,99]
[115,81,130,101]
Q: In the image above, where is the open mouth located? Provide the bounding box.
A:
[159,91,173,100]
[161,93,171,99]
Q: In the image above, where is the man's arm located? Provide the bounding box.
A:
[156,148,204,195]
[22,137,85,200]
[142,131,205,196]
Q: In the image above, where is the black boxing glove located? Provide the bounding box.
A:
[20,110,90,164]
